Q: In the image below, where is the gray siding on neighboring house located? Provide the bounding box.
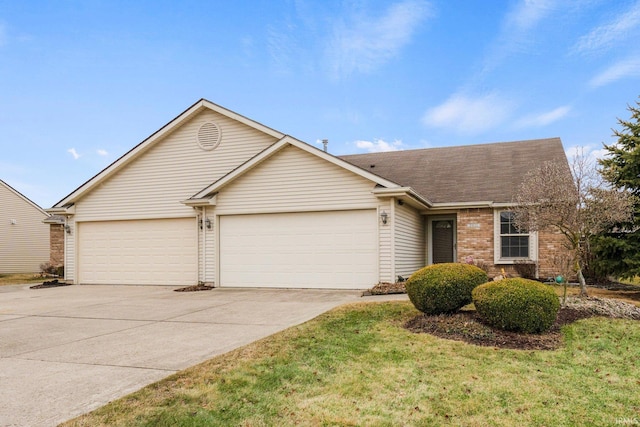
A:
[0,181,49,273]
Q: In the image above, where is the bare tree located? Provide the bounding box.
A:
[512,149,633,296]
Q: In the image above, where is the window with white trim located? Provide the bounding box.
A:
[494,210,537,263]
[499,211,529,258]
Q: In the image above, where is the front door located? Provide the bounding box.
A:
[429,216,456,264]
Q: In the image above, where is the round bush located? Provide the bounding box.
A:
[405,263,488,315]
[472,278,560,334]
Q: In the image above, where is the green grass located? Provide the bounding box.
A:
[619,276,640,286]
[63,301,640,427]
[0,272,44,285]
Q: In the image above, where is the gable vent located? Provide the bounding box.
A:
[197,121,222,151]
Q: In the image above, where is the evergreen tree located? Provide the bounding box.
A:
[593,98,640,279]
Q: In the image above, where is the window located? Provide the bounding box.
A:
[499,211,529,258]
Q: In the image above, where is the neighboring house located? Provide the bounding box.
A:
[0,179,50,274]
[48,99,570,289]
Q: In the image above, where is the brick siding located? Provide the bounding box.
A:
[49,224,64,268]
[455,208,572,279]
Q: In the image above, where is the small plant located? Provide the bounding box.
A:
[465,256,490,274]
[39,262,63,277]
[552,254,574,306]
[405,263,488,315]
[39,262,55,276]
[472,278,560,333]
[513,260,537,279]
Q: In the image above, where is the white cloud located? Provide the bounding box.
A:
[327,0,432,78]
[574,1,640,54]
[97,149,108,156]
[514,105,571,128]
[505,0,554,33]
[565,144,609,168]
[355,138,404,153]
[266,23,299,73]
[422,92,515,134]
[67,148,81,160]
[589,57,640,87]
[481,0,555,72]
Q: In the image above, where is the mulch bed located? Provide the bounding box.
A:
[30,279,72,289]
[404,307,593,350]
[174,284,215,292]
[404,297,640,350]
[367,281,640,350]
[364,281,407,295]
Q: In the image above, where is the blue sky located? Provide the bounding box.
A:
[1,0,639,208]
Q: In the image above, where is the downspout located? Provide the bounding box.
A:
[390,197,396,283]
[63,217,68,282]
[201,207,206,284]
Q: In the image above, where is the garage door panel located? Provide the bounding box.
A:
[79,218,197,286]
[220,210,377,289]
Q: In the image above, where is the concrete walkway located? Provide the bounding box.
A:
[0,284,406,426]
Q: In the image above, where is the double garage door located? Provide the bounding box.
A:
[78,218,197,286]
[78,210,377,289]
[219,210,377,289]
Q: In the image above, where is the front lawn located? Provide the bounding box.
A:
[0,273,44,286]
[64,301,640,427]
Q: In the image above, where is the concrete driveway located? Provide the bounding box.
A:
[0,283,405,427]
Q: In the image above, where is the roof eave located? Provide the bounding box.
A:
[372,187,433,209]
[45,205,75,215]
[428,201,516,210]
[180,194,218,207]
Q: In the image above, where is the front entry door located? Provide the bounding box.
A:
[429,217,456,264]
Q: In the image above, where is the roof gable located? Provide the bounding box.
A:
[340,138,568,205]
[0,179,48,217]
[189,136,402,200]
[51,99,286,209]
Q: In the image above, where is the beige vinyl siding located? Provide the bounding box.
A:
[65,218,76,282]
[378,200,393,283]
[198,207,216,284]
[394,202,425,279]
[0,182,49,273]
[214,145,380,214]
[73,110,279,222]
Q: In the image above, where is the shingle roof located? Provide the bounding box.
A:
[339,138,567,204]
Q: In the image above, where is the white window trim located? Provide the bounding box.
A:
[493,209,538,265]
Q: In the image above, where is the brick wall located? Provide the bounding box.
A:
[50,224,64,268]
[537,228,572,280]
[456,208,500,275]
[454,208,572,279]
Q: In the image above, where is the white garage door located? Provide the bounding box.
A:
[219,210,377,289]
[78,218,197,285]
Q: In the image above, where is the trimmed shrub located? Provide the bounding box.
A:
[405,263,488,315]
[472,278,560,334]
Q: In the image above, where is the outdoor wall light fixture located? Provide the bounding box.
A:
[380,211,388,225]
[200,217,212,230]
[64,225,71,234]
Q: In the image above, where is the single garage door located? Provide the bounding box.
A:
[219,210,377,289]
[78,218,197,285]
